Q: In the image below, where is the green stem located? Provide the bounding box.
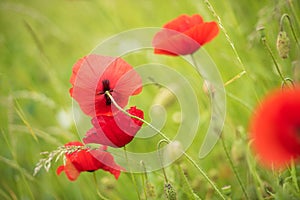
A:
[157,140,170,183]
[140,161,148,200]
[261,36,287,85]
[124,146,141,200]
[202,0,261,103]
[92,172,109,200]
[221,136,249,199]
[202,0,246,71]
[190,54,203,79]
[286,0,300,34]
[290,159,300,192]
[246,144,265,200]
[224,71,247,86]
[280,13,300,49]
[105,91,226,200]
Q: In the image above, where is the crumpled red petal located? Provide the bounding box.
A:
[83,106,144,147]
[56,141,123,181]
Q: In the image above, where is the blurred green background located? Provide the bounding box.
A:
[0,0,299,199]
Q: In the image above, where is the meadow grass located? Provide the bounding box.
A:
[0,0,299,199]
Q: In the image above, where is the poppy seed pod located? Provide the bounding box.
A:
[276,31,290,59]
[164,183,177,200]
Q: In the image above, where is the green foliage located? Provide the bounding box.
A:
[0,0,300,199]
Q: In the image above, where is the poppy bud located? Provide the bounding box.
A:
[153,86,177,108]
[172,112,182,124]
[276,31,290,59]
[221,185,232,196]
[164,183,177,200]
[164,140,183,164]
[146,182,156,198]
[100,177,115,191]
[293,60,300,82]
[231,139,245,163]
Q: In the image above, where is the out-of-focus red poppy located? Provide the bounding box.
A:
[250,87,300,169]
[56,141,123,181]
[152,14,219,56]
[70,55,142,117]
[83,106,144,148]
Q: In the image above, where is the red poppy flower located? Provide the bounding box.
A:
[83,106,144,148]
[152,14,219,56]
[56,141,123,181]
[70,54,142,117]
[250,87,300,169]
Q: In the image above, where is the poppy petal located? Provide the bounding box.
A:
[153,14,219,56]
[56,165,65,175]
[70,55,142,117]
[250,87,300,169]
[184,22,219,46]
[153,28,200,56]
[63,159,81,181]
[83,107,144,147]
[163,14,204,32]
[89,149,124,179]
[57,141,123,181]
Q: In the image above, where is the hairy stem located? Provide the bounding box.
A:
[124,145,141,200]
[105,91,226,199]
[221,136,249,199]
[93,172,109,200]
[261,36,287,85]
[280,13,299,49]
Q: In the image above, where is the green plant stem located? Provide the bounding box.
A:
[224,71,247,86]
[261,37,287,85]
[280,13,300,49]
[140,161,148,200]
[246,143,264,200]
[202,0,246,71]
[124,146,141,200]
[105,91,226,200]
[157,140,170,183]
[190,54,203,79]
[220,136,249,199]
[92,172,109,200]
[191,54,247,87]
[286,0,300,34]
[290,160,300,192]
[202,0,261,105]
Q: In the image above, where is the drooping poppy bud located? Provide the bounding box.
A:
[276,31,290,59]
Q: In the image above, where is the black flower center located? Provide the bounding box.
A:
[98,79,113,105]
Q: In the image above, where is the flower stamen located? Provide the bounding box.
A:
[98,79,114,105]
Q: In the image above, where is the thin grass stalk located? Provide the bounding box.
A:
[123,146,141,200]
[220,135,249,199]
[105,91,226,200]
